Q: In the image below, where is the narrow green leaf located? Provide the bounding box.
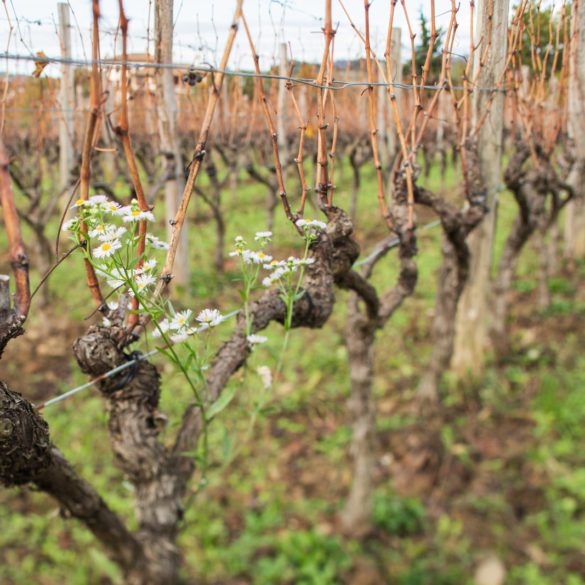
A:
[206,385,238,421]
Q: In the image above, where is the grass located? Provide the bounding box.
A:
[1,154,585,584]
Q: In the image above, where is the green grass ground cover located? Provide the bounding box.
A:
[1,155,584,584]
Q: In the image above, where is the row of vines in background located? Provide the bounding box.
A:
[1,0,585,583]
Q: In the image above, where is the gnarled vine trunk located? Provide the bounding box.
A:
[341,299,377,533]
[414,152,486,405]
[73,326,184,584]
[491,145,572,352]
[340,179,418,534]
[2,207,364,584]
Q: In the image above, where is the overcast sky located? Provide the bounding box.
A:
[1,0,476,77]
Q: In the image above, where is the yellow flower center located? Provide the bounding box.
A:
[101,243,111,252]
[131,210,140,216]
[75,198,84,206]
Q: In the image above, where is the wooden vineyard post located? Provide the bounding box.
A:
[564,0,585,259]
[99,69,115,183]
[277,42,289,171]
[452,0,510,376]
[386,27,401,170]
[377,66,388,167]
[155,0,189,288]
[57,3,75,192]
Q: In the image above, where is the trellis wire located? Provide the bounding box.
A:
[38,214,447,411]
[35,163,512,409]
[39,309,240,409]
[354,180,510,268]
[353,219,442,267]
[0,52,506,93]
[40,351,157,408]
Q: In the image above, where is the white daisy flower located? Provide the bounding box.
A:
[196,308,223,327]
[250,251,273,264]
[141,258,157,272]
[146,234,170,250]
[168,327,198,344]
[135,272,156,292]
[262,276,273,287]
[102,201,122,214]
[122,208,155,223]
[170,309,193,331]
[233,235,247,253]
[71,197,88,208]
[263,260,286,270]
[263,265,296,287]
[170,331,190,344]
[98,226,127,242]
[241,250,272,265]
[153,318,172,338]
[254,231,272,241]
[94,239,122,259]
[63,218,79,231]
[296,218,327,230]
[281,261,298,273]
[247,334,268,346]
[88,194,109,206]
[89,224,108,238]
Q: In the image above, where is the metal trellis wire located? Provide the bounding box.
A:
[38,309,240,409]
[0,52,506,93]
[38,215,449,411]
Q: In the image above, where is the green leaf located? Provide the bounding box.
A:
[184,353,195,369]
[206,385,238,421]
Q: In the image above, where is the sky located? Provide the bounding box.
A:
[0,0,474,77]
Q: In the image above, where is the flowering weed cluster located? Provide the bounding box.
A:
[261,256,315,288]
[65,195,224,346]
[295,218,327,242]
[65,194,234,475]
[228,218,327,381]
[66,197,328,471]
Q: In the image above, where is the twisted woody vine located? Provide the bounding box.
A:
[1,0,585,583]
